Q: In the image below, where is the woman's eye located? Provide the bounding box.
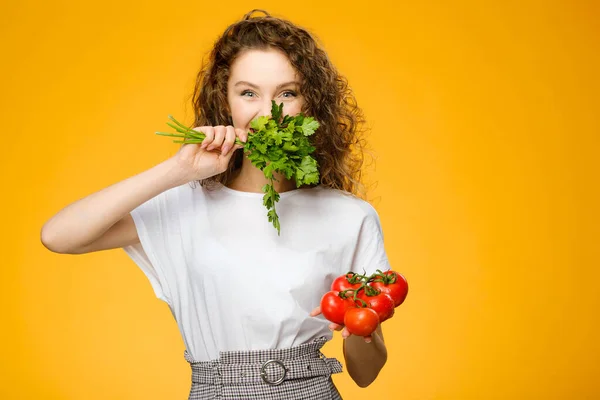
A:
[241,90,255,97]
[282,91,297,98]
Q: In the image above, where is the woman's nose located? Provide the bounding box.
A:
[258,101,272,117]
[258,98,283,117]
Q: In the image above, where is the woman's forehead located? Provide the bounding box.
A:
[229,49,299,84]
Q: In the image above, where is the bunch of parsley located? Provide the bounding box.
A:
[156,101,320,235]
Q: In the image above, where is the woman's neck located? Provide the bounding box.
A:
[226,156,298,194]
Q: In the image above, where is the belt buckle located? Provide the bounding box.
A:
[260,359,288,386]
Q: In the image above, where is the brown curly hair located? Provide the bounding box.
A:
[190,9,368,197]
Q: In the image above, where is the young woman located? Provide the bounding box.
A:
[41,9,391,399]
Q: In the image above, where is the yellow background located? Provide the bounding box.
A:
[2,0,598,399]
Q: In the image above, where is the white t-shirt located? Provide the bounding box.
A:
[122,182,391,361]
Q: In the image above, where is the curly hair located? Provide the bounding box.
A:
[190,9,368,198]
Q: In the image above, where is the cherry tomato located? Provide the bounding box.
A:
[357,291,395,323]
[370,270,408,307]
[344,307,379,337]
[320,291,354,325]
[331,273,363,292]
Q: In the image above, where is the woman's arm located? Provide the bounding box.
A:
[41,125,247,255]
[310,306,388,387]
[343,324,387,388]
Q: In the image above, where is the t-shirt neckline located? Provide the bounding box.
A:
[217,182,320,199]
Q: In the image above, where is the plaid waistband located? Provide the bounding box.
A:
[184,336,343,386]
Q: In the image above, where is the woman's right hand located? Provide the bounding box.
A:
[173,125,248,181]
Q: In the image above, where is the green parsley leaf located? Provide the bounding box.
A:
[301,117,319,136]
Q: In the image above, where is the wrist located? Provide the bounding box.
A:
[160,157,195,188]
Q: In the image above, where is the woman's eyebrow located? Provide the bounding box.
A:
[234,81,300,90]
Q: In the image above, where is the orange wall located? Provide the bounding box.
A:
[2,1,598,399]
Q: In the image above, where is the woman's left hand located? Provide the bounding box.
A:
[310,306,373,343]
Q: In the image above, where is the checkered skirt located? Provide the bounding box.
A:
[184,336,344,399]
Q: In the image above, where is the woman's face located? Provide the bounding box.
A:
[227,48,304,131]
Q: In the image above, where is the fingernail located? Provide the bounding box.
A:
[221,145,229,155]
[365,339,372,343]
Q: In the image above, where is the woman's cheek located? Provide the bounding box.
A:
[233,116,253,131]
[289,97,305,116]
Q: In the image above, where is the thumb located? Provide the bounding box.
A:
[235,128,249,144]
[218,145,242,165]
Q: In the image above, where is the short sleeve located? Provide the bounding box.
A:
[122,188,180,305]
[350,205,392,277]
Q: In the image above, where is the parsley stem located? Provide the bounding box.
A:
[166,122,189,134]
[167,115,190,131]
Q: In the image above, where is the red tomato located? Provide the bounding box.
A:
[370,271,409,307]
[357,291,395,323]
[331,273,363,292]
[320,291,354,325]
[344,307,379,337]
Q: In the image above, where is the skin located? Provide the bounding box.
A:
[40,47,387,387]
